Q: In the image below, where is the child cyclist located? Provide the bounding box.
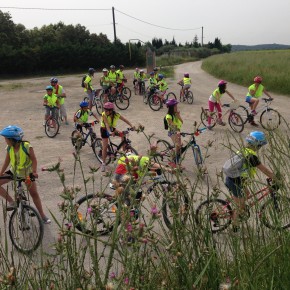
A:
[207,80,235,129]
[165,99,183,165]
[0,125,51,224]
[178,72,192,100]
[146,71,158,101]
[246,76,274,126]
[73,101,99,132]
[100,102,135,172]
[156,74,168,104]
[224,131,275,231]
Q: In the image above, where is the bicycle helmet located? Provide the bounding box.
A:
[110,65,115,69]
[50,77,58,83]
[218,80,227,86]
[103,102,115,110]
[166,98,178,107]
[245,131,267,147]
[184,73,189,77]
[0,125,24,141]
[158,74,164,79]
[88,68,95,74]
[102,68,108,72]
[46,85,53,90]
[254,76,263,83]
[119,65,124,69]
[139,70,144,73]
[135,68,139,71]
[153,67,158,72]
[79,101,89,108]
[149,71,154,76]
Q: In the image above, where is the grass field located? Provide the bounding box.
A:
[201,50,290,96]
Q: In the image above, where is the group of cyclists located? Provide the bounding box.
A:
[0,64,281,234]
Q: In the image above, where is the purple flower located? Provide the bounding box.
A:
[87,207,92,214]
[126,223,133,232]
[124,277,129,285]
[151,205,158,216]
[109,272,116,279]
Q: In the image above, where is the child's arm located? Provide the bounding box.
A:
[120,115,135,130]
[29,147,38,178]
[0,153,10,176]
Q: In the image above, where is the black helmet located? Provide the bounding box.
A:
[88,68,95,74]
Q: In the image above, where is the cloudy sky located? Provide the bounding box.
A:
[1,0,289,46]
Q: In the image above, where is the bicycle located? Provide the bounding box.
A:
[234,98,281,130]
[0,175,44,253]
[195,178,290,233]
[84,89,103,116]
[93,128,138,165]
[134,79,147,96]
[99,90,130,111]
[44,105,60,138]
[148,89,177,111]
[155,127,206,169]
[71,121,99,153]
[74,174,189,235]
[117,79,132,99]
[178,83,194,104]
[201,102,244,133]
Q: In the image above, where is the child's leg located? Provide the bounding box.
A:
[208,100,215,125]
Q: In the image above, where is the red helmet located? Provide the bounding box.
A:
[103,102,115,110]
[254,76,262,83]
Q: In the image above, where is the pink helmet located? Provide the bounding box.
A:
[218,80,227,86]
[103,102,115,110]
[166,98,178,107]
[184,73,189,77]
[254,76,262,83]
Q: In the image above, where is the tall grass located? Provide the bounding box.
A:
[202,50,290,96]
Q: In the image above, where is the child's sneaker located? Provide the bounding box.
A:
[6,201,17,211]
[217,119,226,126]
[42,216,51,224]
[251,110,257,116]
[101,163,106,172]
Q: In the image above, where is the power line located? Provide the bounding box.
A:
[115,8,202,31]
[0,6,110,11]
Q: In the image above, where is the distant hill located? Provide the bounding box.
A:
[232,43,290,51]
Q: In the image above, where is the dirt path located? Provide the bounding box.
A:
[0,61,289,253]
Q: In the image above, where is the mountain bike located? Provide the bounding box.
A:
[99,90,130,111]
[44,105,60,138]
[148,89,177,111]
[74,175,189,235]
[134,79,147,96]
[84,89,103,116]
[117,79,132,99]
[155,127,206,169]
[234,98,281,130]
[93,128,138,165]
[178,83,194,104]
[195,178,290,233]
[1,175,44,253]
[201,102,244,133]
[71,121,99,153]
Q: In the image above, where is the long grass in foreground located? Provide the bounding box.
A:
[202,50,290,96]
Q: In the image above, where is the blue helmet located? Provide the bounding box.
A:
[46,85,53,90]
[0,125,24,141]
[80,101,89,108]
[149,71,154,76]
[158,74,164,79]
[246,131,267,147]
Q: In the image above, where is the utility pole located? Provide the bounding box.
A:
[201,26,204,47]
[112,7,117,44]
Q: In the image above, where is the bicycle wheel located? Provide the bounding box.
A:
[192,145,203,169]
[260,195,290,230]
[235,105,249,124]
[195,199,233,233]
[148,95,162,111]
[228,112,244,133]
[95,97,103,116]
[160,182,189,229]
[83,96,89,102]
[166,92,177,101]
[186,91,194,104]
[71,130,83,150]
[45,117,59,138]
[260,108,281,131]
[92,138,112,165]
[155,139,173,163]
[200,109,217,128]
[122,87,132,99]
[75,194,119,235]
[125,146,138,156]
[134,84,139,95]
[115,95,130,110]
[9,205,44,253]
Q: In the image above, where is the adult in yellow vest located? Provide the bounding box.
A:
[108,65,117,96]
[84,68,95,110]
[0,125,51,224]
[50,77,68,125]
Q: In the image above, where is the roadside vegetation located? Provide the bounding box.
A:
[202,50,290,96]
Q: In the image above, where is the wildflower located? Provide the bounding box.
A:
[124,277,129,285]
[87,207,92,214]
[126,223,133,232]
[109,272,116,279]
[105,283,114,290]
[65,222,72,230]
[151,204,159,217]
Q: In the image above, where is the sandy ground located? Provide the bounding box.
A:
[0,61,289,256]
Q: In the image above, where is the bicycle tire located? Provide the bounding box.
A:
[9,204,44,253]
[235,105,249,124]
[200,109,217,128]
[115,94,130,110]
[187,91,194,104]
[45,117,59,138]
[166,92,177,101]
[75,194,119,235]
[83,96,89,103]
[95,98,103,116]
[92,138,112,165]
[71,130,83,150]
[260,108,281,131]
[122,86,132,99]
[192,145,203,169]
[160,182,189,229]
[134,84,139,95]
[155,139,173,163]
[195,199,233,233]
[125,146,138,156]
[148,95,162,111]
[228,112,244,133]
[260,195,290,230]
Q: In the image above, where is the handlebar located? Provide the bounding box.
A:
[83,120,99,128]
[0,173,36,182]
[262,97,273,102]
[113,127,135,137]
[180,127,206,137]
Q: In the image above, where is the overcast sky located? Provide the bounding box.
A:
[1,0,289,46]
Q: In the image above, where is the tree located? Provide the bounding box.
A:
[192,35,199,48]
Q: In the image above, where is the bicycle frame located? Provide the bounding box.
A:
[108,132,131,158]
